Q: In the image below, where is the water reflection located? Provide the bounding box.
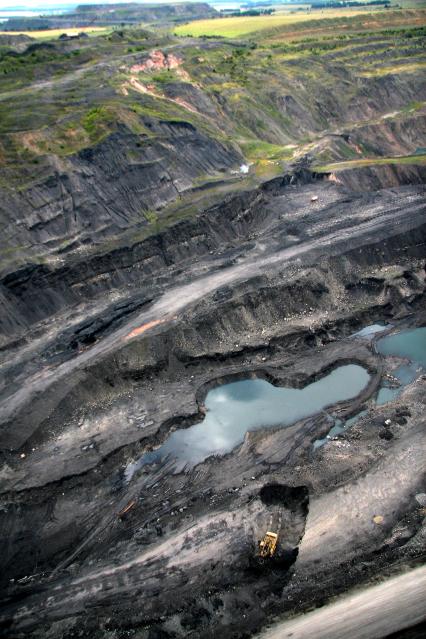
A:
[315,326,426,447]
[126,364,369,479]
[377,327,426,368]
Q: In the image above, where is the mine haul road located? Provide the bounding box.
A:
[257,565,426,639]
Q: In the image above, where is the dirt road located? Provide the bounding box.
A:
[257,566,426,639]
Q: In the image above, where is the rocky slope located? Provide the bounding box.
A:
[0,26,424,274]
[0,121,241,258]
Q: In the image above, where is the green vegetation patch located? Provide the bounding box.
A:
[82,106,116,141]
[316,154,426,171]
[240,139,295,160]
[150,69,178,84]
[359,60,426,76]
[174,8,390,38]
[0,27,110,40]
[0,43,93,91]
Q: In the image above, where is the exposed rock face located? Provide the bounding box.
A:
[0,168,330,337]
[130,50,183,73]
[329,163,426,191]
[350,113,426,157]
[0,122,241,259]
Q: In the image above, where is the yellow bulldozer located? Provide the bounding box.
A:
[258,530,278,558]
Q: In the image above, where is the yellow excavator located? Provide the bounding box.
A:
[258,531,279,558]
[258,510,282,558]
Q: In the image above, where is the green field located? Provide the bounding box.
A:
[360,60,426,77]
[0,26,111,40]
[175,8,426,41]
[174,8,387,38]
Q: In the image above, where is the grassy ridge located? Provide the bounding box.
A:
[0,9,424,267]
[0,27,111,40]
[0,16,424,191]
[175,8,426,40]
[317,154,426,171]
[174,9,388,38]
[0,26,424,167]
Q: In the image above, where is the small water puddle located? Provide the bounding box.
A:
[375,326,426,405]
[315,325,426,447]
[352,323,391,339]
[126,364,370,480]
[313,410,368,449]
[376,363,419,405]
[376,326,426,367]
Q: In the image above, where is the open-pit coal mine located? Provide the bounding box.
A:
[0,7,425,639]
